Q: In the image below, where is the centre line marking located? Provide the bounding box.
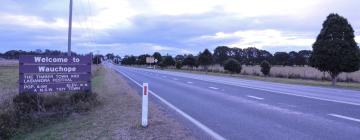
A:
[209,87,219,90]
[187,81,193,84]
[246,95,264,100]
[328,114,360,123]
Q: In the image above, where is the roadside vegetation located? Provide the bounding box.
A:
[11,65,194,140]
[0,62,100,139]
[0,58,193,139]
[119,13,360,88]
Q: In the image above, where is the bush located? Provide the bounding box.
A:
[93,55,102,64]
[260,60,271,76]
[175,61,182,69]
[0,110,16,139]
[0,92,99,139]
[162,56,175,67]
[224,58,242,74]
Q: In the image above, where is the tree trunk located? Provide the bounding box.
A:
[331,75,337,87]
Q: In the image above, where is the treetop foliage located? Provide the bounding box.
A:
[224,58,242,73]
[310,13,360,78]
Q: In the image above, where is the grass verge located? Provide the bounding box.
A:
[10,65,195,140]
[0,64,101,139]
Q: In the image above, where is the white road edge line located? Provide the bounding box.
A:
[328,114,360,123]
[209,87,219,90]
[246,95,264,100]
[114,68,226,140]
[165,74,360,106]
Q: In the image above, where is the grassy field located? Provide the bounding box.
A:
[0,61,18,105]
[179,64,360,82]
[11,65,195,140]
[163,67,360,90]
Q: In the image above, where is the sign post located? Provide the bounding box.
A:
[19,55,91,93]
[142,83,149,127]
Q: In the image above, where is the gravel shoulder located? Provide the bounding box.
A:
[13,65,195,140]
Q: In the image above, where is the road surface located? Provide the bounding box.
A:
[108,63,360,140]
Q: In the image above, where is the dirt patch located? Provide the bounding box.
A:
[13,65,195,140]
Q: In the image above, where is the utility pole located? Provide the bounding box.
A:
[67,0,73,56]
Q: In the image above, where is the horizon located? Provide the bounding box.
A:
[0,0,359,56]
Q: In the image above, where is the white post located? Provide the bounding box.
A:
[142,83,149,127]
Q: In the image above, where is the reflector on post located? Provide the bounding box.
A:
[142,83,149,127]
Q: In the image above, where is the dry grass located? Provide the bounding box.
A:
[179,64,360,82]
[0,60,18,105]
[12,65,195,140]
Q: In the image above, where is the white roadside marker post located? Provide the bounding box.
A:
[142,83,149,127]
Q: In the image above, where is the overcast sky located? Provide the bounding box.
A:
[0,0,359,56]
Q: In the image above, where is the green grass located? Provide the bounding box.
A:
[164,68,360,90]
[0,66,18,89]
[91,65,104,88]
[8,65,103,140]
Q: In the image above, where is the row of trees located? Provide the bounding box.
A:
[0,49,77,59]
[121,47,312,68]
[121,14,360,86]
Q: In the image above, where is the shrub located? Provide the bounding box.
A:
[175,61,182,69]
[0,92,99,139]
[92,55,102,64]
[224,58,242,74]
[161,56,175,67]
[260,60,271,76]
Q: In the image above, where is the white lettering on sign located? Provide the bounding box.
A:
[24,79,51,83]
[38,66,77,73]
[34,57,69,63]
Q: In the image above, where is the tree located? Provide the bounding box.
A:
[310,13,360,86]
[198,49,213,70]
[273,52,290,66]
[121,55,136,65]
[106,53,115,60]
[175,55,185,62]
[242,47,260,65]
[298,50,312,65]
[152,52,162,64]
[92,55,102,64]
[224,58,242,74]
[257,50,273,64]
[213,46,230,65]
[161,55,175,67]
[260,60,271,76]
[230,48,244,63]
[288,51,298,66]
[137,54,150,65]
[182,55,197,69]
[175,61,183,69]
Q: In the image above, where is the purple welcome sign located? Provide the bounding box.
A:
[19,55,92,93]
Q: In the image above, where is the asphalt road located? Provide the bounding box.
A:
[108,63,360,140]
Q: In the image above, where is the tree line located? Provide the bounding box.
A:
[0,49,77,59]
[121,13,360,86]
[120,47,312,67]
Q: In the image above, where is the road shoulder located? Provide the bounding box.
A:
[13,65,195,140]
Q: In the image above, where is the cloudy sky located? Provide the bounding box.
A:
[0,0,359,56]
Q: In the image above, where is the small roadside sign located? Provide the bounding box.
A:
[146,57,155,64]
